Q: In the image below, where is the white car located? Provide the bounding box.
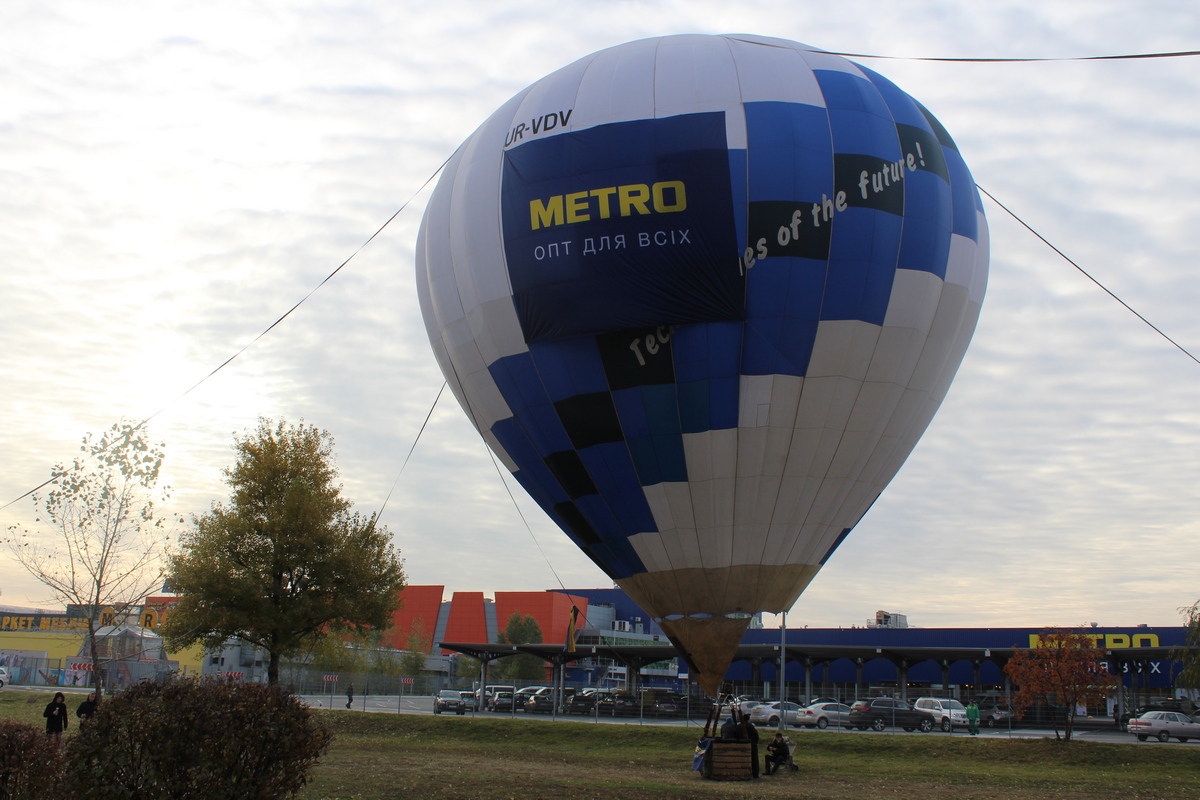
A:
[797,701,852,729]
[749,701,803,727]
[914,697,969,731]
[1128,710,1200,743]
[0,666,8,688]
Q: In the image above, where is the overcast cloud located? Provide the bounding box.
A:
[1,1,1198,630]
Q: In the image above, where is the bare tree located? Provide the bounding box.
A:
[4,422,176,702]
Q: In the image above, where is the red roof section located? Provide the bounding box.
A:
[494,591,589,645]
[442,591,489,654]
[384,584,445,651]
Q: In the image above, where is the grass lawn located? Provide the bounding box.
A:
[2,690,1195,799]
[302,710,1199,800]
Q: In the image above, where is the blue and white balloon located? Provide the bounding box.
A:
[416,34,988,694]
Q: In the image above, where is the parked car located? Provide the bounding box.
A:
[977,700,1013,727]
[459,691,477,711]
[914,697,969,731]
[847,698,935,732]
[1128,710,1200,743]
[797,702,852,729]
[475,684,515,709]
[596,692,640,716]
[433,689,466,715]
[514,686,549,708]
[1121,700,1193,730]
[652,693,687,717]
[524,688,557,714]
[0,667,9,689]
[733,695,764,715]
[564,690,607,714]
[488,691,516,712]
[749,701,804,727]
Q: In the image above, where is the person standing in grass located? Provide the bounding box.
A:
[44,692,69,741]
[76,691,98,724]
[967,701,980,736]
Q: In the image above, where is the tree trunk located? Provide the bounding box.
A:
[88,617,104,706]
[268,651,280,686]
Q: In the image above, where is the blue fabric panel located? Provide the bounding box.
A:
[709,375,739,430]
[826,107,902,161]
[896,170,953,279]
[745,258,791,318]
[728,150,749,257]
[676,379,710,435]
[573,493,646,577]
[741,316,783,375]
[672,321,742,383]
[814,69,893,118]
[640,384,687,482]
[489,417,569,510]
[856,65,929,129]
[744,102,834,202]
[945,148,980,241]
[741,254,825,377]
[489,355,574,454]
[625,437,661,486]
[502,113,742,342]
[611,388,650,439]
[528,337,609,402]
[820,208,902,324]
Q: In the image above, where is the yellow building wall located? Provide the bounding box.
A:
[0,632,206,674]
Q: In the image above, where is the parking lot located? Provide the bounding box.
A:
[297,694,1179,746]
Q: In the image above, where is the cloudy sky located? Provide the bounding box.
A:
[2,1,1197,630]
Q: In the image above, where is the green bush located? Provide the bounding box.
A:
[0,719,64,798]
[65,678,331,800]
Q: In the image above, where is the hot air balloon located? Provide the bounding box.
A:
[416,34,988,696]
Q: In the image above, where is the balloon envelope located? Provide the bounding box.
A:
[416,34,988,694]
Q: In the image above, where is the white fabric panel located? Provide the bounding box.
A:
[738,374,775,428]
[735,426,768,478]
[806,320,881,380]
[458,365,512,435]
[797,48,868,77]
[629,530,673,573]
[653,35,746,149]
[845,381,904,435]
[970,211,991,305]
[943,232,978,290]
[507,52,593,145]
[570,37,660,130]
[866,327,927,388]
[472,296,527,365]
[663,481,697,529]
[907,284,969,392]
[661,525,704,571]
[420,150,468,335]
[726,36,827,107]
[481,429,518,473]
[883,268,943,334]
[642,482,674,531]
[450,90,530,313]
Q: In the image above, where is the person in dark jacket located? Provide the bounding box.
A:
[76,691,98,723]
[765,732,790,775]
[346,683,354,710]
[44,692,69,740]
[744,718,761,779]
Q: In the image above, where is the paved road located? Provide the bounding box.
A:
[297,695,1186,746]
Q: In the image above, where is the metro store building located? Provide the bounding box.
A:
[406,585,1189,715]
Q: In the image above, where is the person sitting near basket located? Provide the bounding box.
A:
[764,732,790,775]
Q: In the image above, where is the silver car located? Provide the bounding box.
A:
[749,701,802,727]
[796,701,852,729]
[1128,710,1200,743]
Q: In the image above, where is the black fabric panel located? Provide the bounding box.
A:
[597,327,677,391]
[554,392,624,449]
[553,501,603,546]
[544,450,598,499]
